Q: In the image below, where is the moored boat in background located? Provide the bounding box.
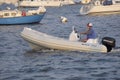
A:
[0,6,46,25]
[19,0,75,7]
[80,0,120,15]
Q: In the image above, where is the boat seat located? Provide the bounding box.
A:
[86,38,98,44]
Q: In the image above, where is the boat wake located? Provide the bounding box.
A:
[110,47,120,53]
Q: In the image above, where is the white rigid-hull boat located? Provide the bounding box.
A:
[80,0,120,15]
[21,27,116,53]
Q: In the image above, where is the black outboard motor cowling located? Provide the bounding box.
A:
[101,37,116,52]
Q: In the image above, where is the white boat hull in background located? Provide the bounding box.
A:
[80,0,120,15]
[19,0,75,7]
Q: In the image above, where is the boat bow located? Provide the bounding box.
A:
[80,4,94,15]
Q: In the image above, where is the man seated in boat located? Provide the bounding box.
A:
[80,23,98,43]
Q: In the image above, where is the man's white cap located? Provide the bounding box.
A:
[88,23,93,27]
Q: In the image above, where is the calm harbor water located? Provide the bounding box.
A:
[0,4,120,80]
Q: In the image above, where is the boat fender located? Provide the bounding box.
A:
[101,37,116,52]
[94,0,101,6]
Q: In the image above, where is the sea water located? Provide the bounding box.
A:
[0,4,120,80]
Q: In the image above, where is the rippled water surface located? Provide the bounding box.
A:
[0,4,120,80]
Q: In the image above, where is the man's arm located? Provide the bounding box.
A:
[80,29,90,34]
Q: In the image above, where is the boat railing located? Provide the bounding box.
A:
[61,0,75,5]
[93,0,119,6]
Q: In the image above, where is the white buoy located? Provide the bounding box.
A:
[60,16,68,23]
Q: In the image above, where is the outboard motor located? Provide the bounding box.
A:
[101,37,116,52]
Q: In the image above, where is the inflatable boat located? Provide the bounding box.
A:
[21,27,116,53]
